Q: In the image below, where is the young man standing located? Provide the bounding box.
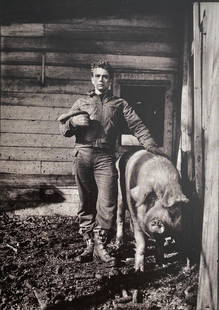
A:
[58,60,164,264]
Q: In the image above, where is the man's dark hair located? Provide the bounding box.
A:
[91,60,114,78]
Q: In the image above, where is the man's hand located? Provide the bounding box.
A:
[70,113,90,127]
[145,146,169,159]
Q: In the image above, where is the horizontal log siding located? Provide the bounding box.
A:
[0,16,180,177]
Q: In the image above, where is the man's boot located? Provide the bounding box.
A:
[93,229,116,265]
[74,238,94,263]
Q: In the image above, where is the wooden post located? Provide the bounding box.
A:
[196,3,219,310]
[193,2,204,201]
[179,11,193,183]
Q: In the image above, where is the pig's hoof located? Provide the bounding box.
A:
[114,239,123,249]
[135,253,145,272]
[134,261,144,272]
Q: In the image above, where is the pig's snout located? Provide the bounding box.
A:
[148,218,165,235]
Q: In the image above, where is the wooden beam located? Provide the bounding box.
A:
[1,23,44,37]
[0,173,75,187]
[1,105,77,121]
[179,11,193,182]
[0,160,73,175]
[1,78,91,94]
[1,52,178,72]
[193,2,203,200]
[1,133,75,148]
[0,146,74,161]
[1,37,179,57]
[196,3,219,310]
[1,92,81,108]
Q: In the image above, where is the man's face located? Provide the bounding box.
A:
[91,68,111,95]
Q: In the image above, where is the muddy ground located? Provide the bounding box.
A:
[0,211,198,310]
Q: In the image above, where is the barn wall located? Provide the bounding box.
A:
[0,16,180,175]
[177,4,218,309]
[0,14,182,215]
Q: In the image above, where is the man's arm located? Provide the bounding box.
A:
[58,99,82,137]
[122,100,167,157]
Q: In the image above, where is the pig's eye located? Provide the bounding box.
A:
[168,205,182,219]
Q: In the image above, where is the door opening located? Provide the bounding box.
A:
[120,85,166,146]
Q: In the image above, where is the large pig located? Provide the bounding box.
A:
[116,149,189,271]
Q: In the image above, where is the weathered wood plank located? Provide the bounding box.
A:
[196,4,219,310]
[1,52,42,64]
[1,92,81,108]
[0,160,41,174]
[1,65,91,80]
[1,78,91,94]
[1,52,178,72]
[1,64,41,79]
[41,161,73,175]
[50,16,176,29]
[193,3,204,200]
[1,24,44,37]
[0,160,73,175]
[1,133,75,148]
[114,72,173,81]
[0,146,74,161]
[45,23,178,42]
[1,37,179,56]
[46,53,178,71]
[0,119,60,134]
[0,173,75,187]
[1,65,176,82]
[1,105,75,121]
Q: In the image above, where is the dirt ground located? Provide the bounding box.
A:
[0,210,199,310]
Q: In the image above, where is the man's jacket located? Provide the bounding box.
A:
[59,90,156,151]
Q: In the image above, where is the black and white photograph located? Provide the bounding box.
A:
[0,1,218,309]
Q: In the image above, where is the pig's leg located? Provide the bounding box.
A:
[133,221,146,272]
[116,187,126,246]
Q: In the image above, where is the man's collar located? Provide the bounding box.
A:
[87,89,113,100]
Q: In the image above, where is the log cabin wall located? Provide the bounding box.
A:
[0,13,182,215]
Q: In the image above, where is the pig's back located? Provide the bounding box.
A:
[125,150,179,190]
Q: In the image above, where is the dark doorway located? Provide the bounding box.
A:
[120,85,166,146]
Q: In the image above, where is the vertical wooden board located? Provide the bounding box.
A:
[197,73,219,310]
[179,13,193,181]
[196,4,219,310]
[193,2,203,200]
[163,84,174,157]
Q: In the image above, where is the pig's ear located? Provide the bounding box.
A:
[130,186,150,207]
[130,186,140,202]
[162,193,189,208]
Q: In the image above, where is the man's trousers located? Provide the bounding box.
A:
[74,147,118,239]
